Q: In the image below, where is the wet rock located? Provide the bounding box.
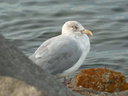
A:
[70,67,128,93]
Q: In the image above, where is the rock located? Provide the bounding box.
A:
[70,67,128,93]
[68,86,128,96]
[0,76,45,96]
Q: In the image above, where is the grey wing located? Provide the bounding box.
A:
[29,35,82,75]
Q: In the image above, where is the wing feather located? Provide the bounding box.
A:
[29,35,83,74]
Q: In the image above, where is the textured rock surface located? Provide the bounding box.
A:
[68,86,128,96]
[70,68,128,93]
[0,76,45,96]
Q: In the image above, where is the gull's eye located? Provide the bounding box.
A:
[71,26,78,30]
[74,26,78,29]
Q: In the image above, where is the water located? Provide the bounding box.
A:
[0,0,128,80]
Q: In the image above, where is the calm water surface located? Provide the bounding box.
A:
[1,0,128,80]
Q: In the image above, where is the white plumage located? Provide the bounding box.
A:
[29,21,92,80]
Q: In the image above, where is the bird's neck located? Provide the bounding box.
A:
[76,34,90,51]
[61,32,90,48]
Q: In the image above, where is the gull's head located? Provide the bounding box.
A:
[62,21,93,36]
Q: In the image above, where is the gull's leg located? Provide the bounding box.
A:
[63,77,68,85]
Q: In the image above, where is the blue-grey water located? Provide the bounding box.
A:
[1,0,128,80]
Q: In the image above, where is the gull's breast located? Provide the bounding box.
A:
[56,37,90,78]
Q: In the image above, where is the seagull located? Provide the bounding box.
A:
[29,21,93,84]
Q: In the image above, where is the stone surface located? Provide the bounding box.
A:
[70,67,128,93]
[0,76,45,96]
[68,85,128,96]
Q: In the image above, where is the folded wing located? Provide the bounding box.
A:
[29,35,83,74]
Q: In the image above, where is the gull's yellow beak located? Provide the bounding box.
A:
[81,29,93,36]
